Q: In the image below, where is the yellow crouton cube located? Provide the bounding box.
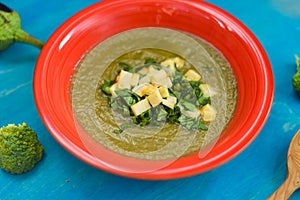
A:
[130,73,140,87]
[132,84,156,97]
[184,69,201,82]
[147,88,163,107]
[160,57,185,70]
[139,75,151,85]
[199,104,217,122]
[158,87,169,98]
[199,84,216,97]
[162,96,177,109]
[109,83,118,97]
[116,70,132,89]
[131,99,151,116]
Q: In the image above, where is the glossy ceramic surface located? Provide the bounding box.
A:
[34,0,273,180]
[2,0,299,199]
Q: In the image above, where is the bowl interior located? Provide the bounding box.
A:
[34,0,273,179]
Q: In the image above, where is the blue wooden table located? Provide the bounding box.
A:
[1,0,300,199]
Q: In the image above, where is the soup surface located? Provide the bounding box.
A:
[71,28,237,160]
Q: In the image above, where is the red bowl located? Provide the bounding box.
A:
[34,0,274,180]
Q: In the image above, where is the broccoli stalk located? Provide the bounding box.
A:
[0,123,44,174]
[292,55,300,96]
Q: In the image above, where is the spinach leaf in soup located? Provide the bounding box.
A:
[100,56,216,133]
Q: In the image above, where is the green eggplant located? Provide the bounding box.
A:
[0,3,44,50]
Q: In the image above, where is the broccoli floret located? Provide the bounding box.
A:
[292,55,300,96]
[0,123,44,174]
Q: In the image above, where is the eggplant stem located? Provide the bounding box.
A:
[15,29,44,49]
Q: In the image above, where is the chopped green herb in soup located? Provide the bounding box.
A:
[100,57,217,133]
[71,28,237,160]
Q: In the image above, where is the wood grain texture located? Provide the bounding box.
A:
[268,130,300,200]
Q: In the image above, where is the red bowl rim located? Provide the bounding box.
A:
[34,0,274,180]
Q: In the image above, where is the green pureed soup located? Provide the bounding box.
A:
[71,28,237,161]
